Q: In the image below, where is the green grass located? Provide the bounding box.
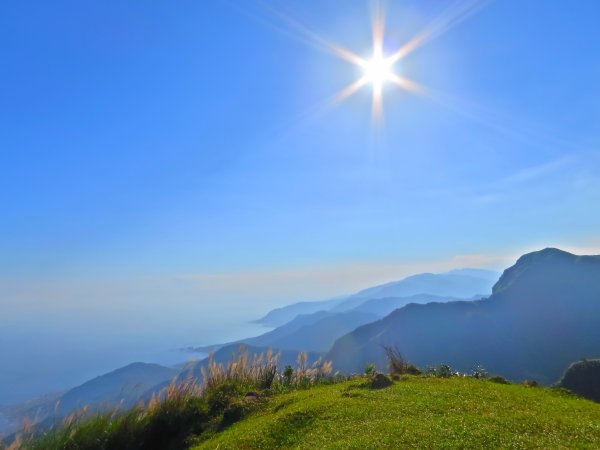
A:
[16,391,212,450]
[193,376,600,449]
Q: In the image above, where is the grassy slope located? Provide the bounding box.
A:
[194,376,600,449]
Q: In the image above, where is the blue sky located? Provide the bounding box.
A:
[1,1,600,399]
[2,0,600,300]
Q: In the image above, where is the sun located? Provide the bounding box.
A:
[362,48,394,96]
[257,0,487,122]
[329,11,424,120]
[362,48,397,103]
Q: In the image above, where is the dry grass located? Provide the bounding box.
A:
[3,348,335,450]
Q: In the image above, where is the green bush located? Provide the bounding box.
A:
[471,364,488,379]
[426,364,454,378]
[283,365,294,385]
[206,381,245,415]
[364,363,376,377]
[488,376,510,384]
[404,364,422,375]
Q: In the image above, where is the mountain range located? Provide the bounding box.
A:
[327,248,600,383]
[253,268,498,327]
[195,268,499,354]
[5,249,600,436]
[1,267,496,436]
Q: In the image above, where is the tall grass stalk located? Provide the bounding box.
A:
[6,348,335,450]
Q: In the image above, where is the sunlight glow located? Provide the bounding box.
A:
[328,4,424,121]
[254,0,487,122]
[360,48,394,120]
[362,50,394,95]
[329,0,486,120]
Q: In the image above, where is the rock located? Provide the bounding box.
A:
[370,373,393,389]
[559,359,600,402]
[243,392,260,403]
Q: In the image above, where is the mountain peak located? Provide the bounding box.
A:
[492,247,600,296]
[517,247,575,262]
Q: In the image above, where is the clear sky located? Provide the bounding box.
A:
[1,0,599,400]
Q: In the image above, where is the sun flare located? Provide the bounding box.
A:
[260,0,487,122]
[362,50,394,95]
[329,9,427,121]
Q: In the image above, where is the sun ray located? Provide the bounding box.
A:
[388,0,490,63]
[334,77,370,104]
[371,1,386,56]
[242,0,490,123]
[372,84,384,122]
[388,74,428,95]
[256,1,366,66]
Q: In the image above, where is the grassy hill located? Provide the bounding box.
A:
[193,376,600,449]
[9,368,600,449]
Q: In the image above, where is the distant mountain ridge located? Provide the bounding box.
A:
[331,268,498,312]
[245,311,380,352]
[192,269,499,356]
[55,363,177,413]
[350,293,484,316]
[253,268,499,327]
[327,248,600,384]
[251,298,345,327]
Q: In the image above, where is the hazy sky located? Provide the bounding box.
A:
[1,0,600,400]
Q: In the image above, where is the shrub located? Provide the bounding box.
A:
[364,363,376,377]
[139,395,210,449]
[283,365,294,385]
[221,398,256,428]
[426,364,454,378]
[423,364,463,378]
[471,364,488,379]
[488,376,510,384]
[206,381,244,415]
[382,345,421,376]
[405,364,422,375]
